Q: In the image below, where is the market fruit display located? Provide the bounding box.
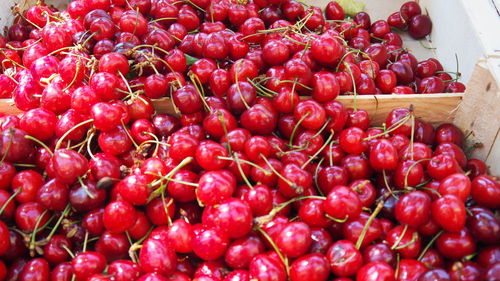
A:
[0,0,497,281]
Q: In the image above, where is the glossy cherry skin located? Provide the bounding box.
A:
[197,170,236,206]
[107,260,142,281]
[19,258,50,281]
[471,175,500,208]
[324,185,362,221]
[72,252,107,281]
[202,198,253,239]
[385,225,421,259]
[289,253,330,281]
[396,259,426,281]
[103,200,137,233]
[249,254,287,281]
[50,262,73,281]
[431,195,466,232]
[275,222,312,258]
[363,243,396,267]
[15,202,51,232]
[394,191,431,228]
[408,15,432,39]
[192,226,229,261]
[225,235,265,269]
[139,238,177,275]
[327,240,363,277]
[436,228,476,260]
[468,206,500,244]
[356,262,395,281]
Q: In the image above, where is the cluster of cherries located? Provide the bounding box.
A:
[0,0,497,281]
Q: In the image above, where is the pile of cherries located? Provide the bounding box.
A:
[0,0,497,281]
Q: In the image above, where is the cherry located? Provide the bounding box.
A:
[343,212,383,248]
[139,238,177,275]
[427,154,462,180]
[324,185,362,221]
[431,195,466,232]
[356,262,395,281]
[385,225,421,259]
[36,178,69,212]
[72,252,107,281]
[470,175,500,208]
[51,262,73,281]
[15,202,51,232]
[408,15,432,39]
[103,200,136,233]
[327,240,363,277]
[197,170,235,206]
[370,139,399,171]
[108,260,142,281]
[0,128,35,163]
[146,197,176,226]
[192,226,229,261]
[69,179,107,212]
[290,253,330,281]
[468,207,500,244]
[363,243,396,267]
[19,258,50,281]
[449,261,483,281]
[311,34,342,66]
[436,229,476,260]
[277,163,312,198]
[396,259,426,281]
[225,235,265,269]
[202,198,252,239]
[52,149,89,184]
[43,235,72,265]
[339,127,368,154]
[249,254,287,281]
[275,221,312,258]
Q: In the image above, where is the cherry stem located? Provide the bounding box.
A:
[217,111,232,155]
[259,156,294,187]
[24,135,53,156]
[61,244,75,259]
[325,214,349,223]
[344,62,359,112]
[382,169,398,199]
[390,224,409,250]
[234,63,250,110]
[403,157,430,189]
[393,232,419,250]
[0,188,21,216]
[150,156,194,188]
[355,200,384,249]
[279,80,313,91]
[313,157,325,196]
[189,74,212,113]
[141,131,161,157]
[256,227,290,275]
[78,177,96,199]
[233,153,253,189]
[364,113,412,141]
[0,128,14,165]
[217,156,270,174]
[82,231,89,252]
[161,192,173,226]
[289,112,310,147]
[121,120,140,149]
[54,119,94,151]
[254,195,325,227]
[301,130,334,169]
[29,209,49,254]
[43,204,71,243]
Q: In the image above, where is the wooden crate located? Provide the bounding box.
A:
[0,0,499,173]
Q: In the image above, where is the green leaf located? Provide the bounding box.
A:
[185,54,198,66]
[336,0,365,17]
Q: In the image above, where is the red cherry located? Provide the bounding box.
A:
[431,195,466,232]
